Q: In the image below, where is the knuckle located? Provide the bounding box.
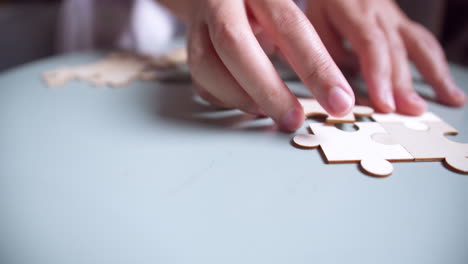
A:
[422,34,442,54]
[410,22,441,50]
[251,86,281,109]
[261,89,282,109]
[304,58,335,85]
[389,39,407,58]
[355,28,385,50]
[392,69,412,91]
[271,8,310,37]
[212,20,248,51]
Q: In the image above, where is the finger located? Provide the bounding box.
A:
[379,22,427,115]
[249,0,355,117]
[192,81,227,108]
[327,5,396,113]
[249,15,277,55]
[207,1,304,131]
[188,23,261,115]
[306,6,355,71]
[400,22,466,106]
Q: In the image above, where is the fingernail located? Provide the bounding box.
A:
[408,93,428,113]
[451,87,466,100]
[328,86,353,115]
[409,93,427,107]
[280,107,304,132]
[382,88,396,111]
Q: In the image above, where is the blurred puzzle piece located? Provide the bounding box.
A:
[43,48,188,88]
[43,52,154,88]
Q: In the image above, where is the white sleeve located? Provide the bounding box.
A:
[117,0,177,56]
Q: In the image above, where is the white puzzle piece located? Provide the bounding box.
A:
[372,121,468,173]
[299,98,374,123]
[293,122,414,177]
[372,112,442,131]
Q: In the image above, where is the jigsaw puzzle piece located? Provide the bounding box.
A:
[372,112,442,131]
[299,99,374,123]
[43,67,75,87]
[43,53,154,88]
[88,54,149,87]
[360,157,394,177]
[372,121,468,173]
[293,122,413,177]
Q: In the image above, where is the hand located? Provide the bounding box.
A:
[306,0,466,114]
[181,0,356,131]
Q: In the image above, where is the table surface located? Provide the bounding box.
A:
[1,52,467,264]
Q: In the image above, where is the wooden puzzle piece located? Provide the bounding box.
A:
[87,54,150,87]
[43,53,152,88]
[293,122,414,177]
[299,98,374,123]
[372,122,468,173]
[43,49,189,88]
[43,66,75,87]
[372,112,442,131]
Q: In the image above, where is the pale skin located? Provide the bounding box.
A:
[160,0,466,132]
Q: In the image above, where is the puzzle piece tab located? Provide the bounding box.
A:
[372,121,468,173]
[299,98,373,123]
[293,122,414,176]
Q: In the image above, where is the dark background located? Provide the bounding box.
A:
[0,0,467,72]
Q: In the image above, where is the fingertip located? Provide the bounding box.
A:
[395,92,428,116]
[372,88,396,114]
[279,106,305,132]
[435,81,467,107]
[326,86,355,117]
[448,87,467,107]
[382,89,397,113]
[373,101,396,114]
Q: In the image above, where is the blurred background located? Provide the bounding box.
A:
[0,0,467,72]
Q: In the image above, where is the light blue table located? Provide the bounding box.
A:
[1,53,467,264]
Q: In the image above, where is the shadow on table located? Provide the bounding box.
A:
[148,81,278,132]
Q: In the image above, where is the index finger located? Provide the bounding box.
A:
[248,0,355,116]
[206,0,304,131]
